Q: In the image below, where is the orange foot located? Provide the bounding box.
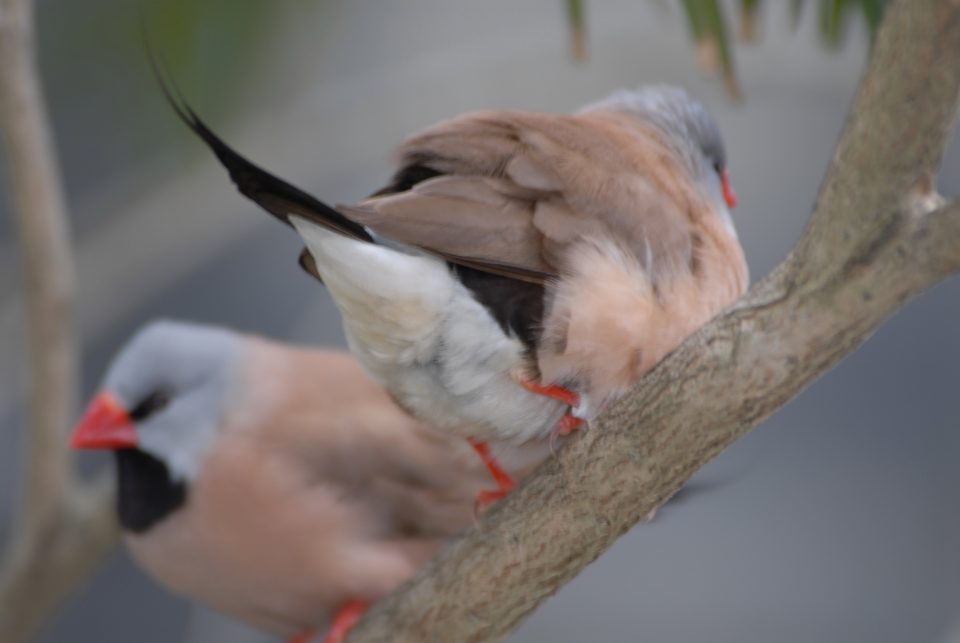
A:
[287,630,315,643]
[549,414,583,454]
[467,438,517,514]
[518,379,585,451]
[518,379,580,407]
[322,599,371,643]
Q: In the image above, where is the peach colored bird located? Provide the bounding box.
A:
[162,84,748,504]
[71,321,546,642]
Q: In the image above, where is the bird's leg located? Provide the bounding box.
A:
[287,630,315,643]
[467,438,517,513]
[321,599,370,643]
[518,379,580,407]
[549,414,585,455]
[518,378,586,446]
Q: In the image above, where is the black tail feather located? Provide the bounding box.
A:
[146,43,371,242]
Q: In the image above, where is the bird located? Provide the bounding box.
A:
[70,320,546,642]
[159,81,748,501]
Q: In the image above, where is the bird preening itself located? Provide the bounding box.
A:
[158,78,748,504]
[70,321,546,642]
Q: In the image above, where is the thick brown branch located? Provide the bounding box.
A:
[347,1,960,640]
[792,0,960,284]
[0,1,118,641]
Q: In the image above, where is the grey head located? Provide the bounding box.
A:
[582,85,737,213]
[102,319,243,483]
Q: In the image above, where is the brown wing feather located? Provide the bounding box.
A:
[342,108,699,286]
[340,176,552,282]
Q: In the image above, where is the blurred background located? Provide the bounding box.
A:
[2,1,959,641]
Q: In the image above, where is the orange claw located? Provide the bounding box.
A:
[474,488,511,514]
[467,439,517,514]
[550,414,584,454]
[467,438,517,491]
[518,379,581,408]
[518,378,586,452]
[288,630,315,643]
[322,599,370,643]
[555,414,583,436]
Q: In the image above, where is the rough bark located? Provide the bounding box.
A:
[347,1,960,640]
[0,0,118,641]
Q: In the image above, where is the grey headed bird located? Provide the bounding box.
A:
[160,84,748,503]
[71,321,546,642]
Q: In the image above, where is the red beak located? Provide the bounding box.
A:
[721,169,738,209]
[70,391,137,450]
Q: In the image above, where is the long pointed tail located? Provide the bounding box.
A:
[147,45,371,243]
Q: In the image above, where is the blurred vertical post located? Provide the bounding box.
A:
[0,0,118,641]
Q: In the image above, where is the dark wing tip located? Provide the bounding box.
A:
[146,40,373,244]
[144,44,295,228]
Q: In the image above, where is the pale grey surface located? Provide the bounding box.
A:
[2,2,959,642]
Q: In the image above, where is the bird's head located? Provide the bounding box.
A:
[71,320,242,485]
[583,85,738,213]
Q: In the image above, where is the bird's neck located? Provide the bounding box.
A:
[114,449,188,534]
[693,209,749,306]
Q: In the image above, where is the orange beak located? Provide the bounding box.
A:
[70,391,137,450]
[721,169,738,209]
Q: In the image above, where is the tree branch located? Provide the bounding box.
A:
[347,1,960,640]
[0,0,74,542]
[0,0,118,640]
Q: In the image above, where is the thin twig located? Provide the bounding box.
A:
[0,0,118,640]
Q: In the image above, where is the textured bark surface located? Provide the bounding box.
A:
[0,1,119,641]
[348,1,960,641]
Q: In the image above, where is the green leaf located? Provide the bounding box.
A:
[739,0,761,41]
[680,0,709,39]
[566,0,588,60]
[680,0,741,100]
[858,0,885,39]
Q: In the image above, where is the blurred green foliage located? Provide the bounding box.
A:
[141,0,277,110]
[566,0,888,99]
[814,0,885,47]
[39,0,280,114]
[23,0,887,212]
[680,0,740,98]
[566,0,587,61]
[33,0,288,208]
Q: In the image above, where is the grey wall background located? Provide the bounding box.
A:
[1,1,959,642]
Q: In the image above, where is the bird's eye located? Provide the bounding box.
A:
[713,161,722,174]
[130,391,170,421]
